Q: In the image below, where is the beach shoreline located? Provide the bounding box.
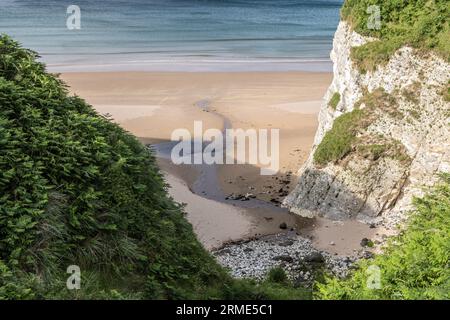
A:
[47,58,333,73]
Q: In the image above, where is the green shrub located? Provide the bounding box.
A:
[342,0,450,72]
[316,174,450,300]
[0,35,231,299]
[329,92,341,110]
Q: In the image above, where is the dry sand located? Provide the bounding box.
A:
[61,71,377,254]
[62,72,330,202]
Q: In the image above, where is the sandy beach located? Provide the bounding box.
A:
[61,71,377,254]
[62,71,329,195]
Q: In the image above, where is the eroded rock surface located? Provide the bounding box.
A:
[284,22,450,230]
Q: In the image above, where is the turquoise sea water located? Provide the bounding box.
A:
[0,0,343,71]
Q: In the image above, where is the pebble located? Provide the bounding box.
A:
[213,233,360,282]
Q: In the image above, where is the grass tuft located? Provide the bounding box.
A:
[329,92,341,110]
[313,109,365,166]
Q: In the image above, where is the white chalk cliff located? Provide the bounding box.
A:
[283,21,450,229]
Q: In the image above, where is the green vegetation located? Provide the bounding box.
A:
[342,0,450,72]
[0,34,229,299]
[313,109,366,166]
[316,174,450,300]
[329,92,341,110]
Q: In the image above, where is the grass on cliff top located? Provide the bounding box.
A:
[316,174,450,300]
[342,0,450,72]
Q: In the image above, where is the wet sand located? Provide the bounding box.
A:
[158,157,302,250]
[62,71,377,255]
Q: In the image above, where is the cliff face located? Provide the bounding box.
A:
[283,21,450,228]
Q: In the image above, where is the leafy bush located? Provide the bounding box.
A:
[0,35,231,299]
[342,0,450,72]
[316,174,450,300]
